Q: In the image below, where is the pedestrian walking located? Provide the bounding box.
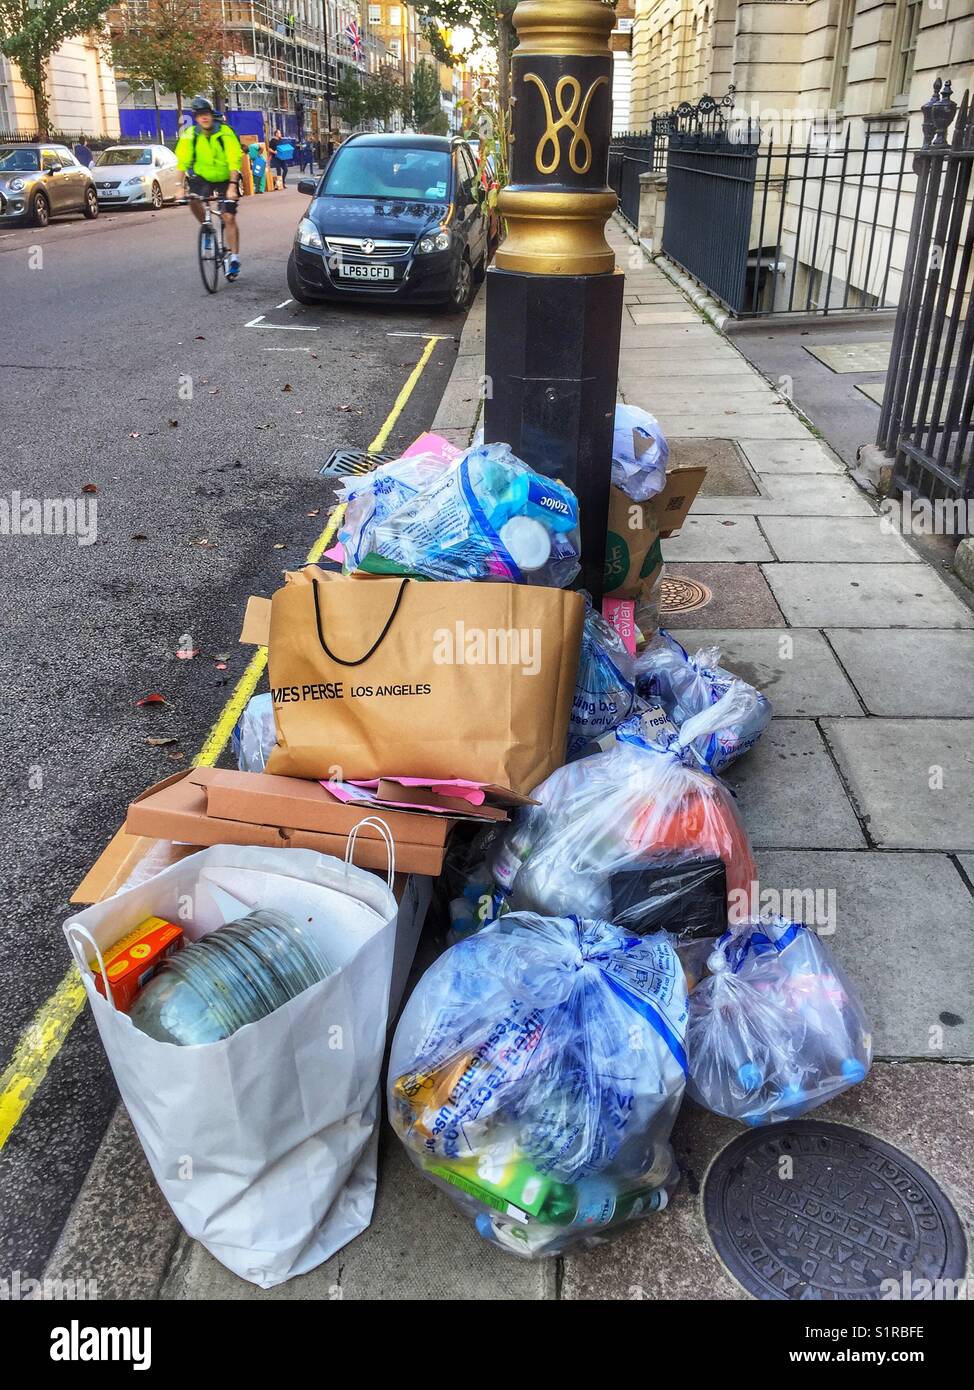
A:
[268,129,294,188]
[73,137,94,167]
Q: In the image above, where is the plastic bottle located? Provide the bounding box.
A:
[492,822,537,892]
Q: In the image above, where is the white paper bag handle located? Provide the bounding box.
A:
[65,923,118,1012]
[345,816,395,890]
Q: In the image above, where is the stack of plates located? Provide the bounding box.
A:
[129,909,333,1045]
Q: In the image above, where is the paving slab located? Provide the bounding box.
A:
[759,516,920,563]
[659,562,786,628]
[661,515,774,562]
[618,354,751,376]
[432,379,482,431]
[804,341,892,372]
[755,850,974,1059]
[855,381,885,404]
[683,442,759,496]
[652,411,811,440]
[763,562,974,628]
[692,475,876,516]
[737,438,846,475]
[667,627,864,716]
[724,718,866,848]
[825,628,974,716]
[627,306,699,325]
[162,1125,555,1301]
[562,1062,974,1300]
[821,718,974,851]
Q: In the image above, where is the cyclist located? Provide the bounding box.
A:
[176,96,243,281]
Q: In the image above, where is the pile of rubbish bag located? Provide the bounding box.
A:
[66,412,874,1284]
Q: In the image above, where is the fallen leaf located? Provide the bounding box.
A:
[136,693,168,706]
[81,483,97,494]
[195,335,205,340]
[307,508,320,517]
[146,736,177,747]
[191,538,217,549]
[282,383,293,392]
[167,750,186,761]
[215,662,228,671]
[336,404,353,412]
[176,648,200,660]
[273,542,286,549]
[129,431,140,438]
[208,389,219,396]
[168,419,179,428]
[213,651,231,662]
[131,533,147,541]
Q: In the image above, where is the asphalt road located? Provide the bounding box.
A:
[0,185,465,1278]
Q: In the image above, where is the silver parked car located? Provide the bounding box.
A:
[0,143,98,227]
[91,144,182,209]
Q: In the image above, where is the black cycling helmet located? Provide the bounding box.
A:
[190,95,215,116]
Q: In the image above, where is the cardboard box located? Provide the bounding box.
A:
[124,767,456,877]
[604,465,707,599]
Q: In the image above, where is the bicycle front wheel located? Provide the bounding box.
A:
[198,222,221,294]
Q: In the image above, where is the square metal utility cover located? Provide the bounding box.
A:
[670,438,759,496]
[803,341,891,373]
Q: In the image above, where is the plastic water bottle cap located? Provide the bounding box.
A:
[499,516,551,572]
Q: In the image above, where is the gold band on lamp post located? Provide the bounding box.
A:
[496,0,617,276]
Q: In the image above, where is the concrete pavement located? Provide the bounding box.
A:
[37,214,974,1300]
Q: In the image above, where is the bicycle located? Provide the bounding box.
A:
[179,192,228,294]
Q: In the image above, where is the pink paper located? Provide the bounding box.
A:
[399,431,463,465]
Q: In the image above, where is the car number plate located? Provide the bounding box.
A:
[338,263,394,281]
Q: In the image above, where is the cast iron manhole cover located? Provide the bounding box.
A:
[318,447,394,479]
[704,1121,967,1301]
[660,576,713,614]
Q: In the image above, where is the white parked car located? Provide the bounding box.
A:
[91,144,181,208]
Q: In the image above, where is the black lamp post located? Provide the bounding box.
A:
[483,0,624,601]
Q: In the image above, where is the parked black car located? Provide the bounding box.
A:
[286,133,489,310]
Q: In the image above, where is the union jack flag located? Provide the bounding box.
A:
[345,17,363,61]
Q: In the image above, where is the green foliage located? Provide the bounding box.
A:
[107,0,227,120]
[362,68,406,129]
[0,0,112,132]
[411,58,442,133]
[336,67,366,130]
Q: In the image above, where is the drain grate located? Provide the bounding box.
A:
[660,576,713,614]
[318,447,394,479]
[704,1120,967,1301]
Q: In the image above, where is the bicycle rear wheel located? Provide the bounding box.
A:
[198,221,221,294]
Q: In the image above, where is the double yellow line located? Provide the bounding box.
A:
[0,337,445,1152]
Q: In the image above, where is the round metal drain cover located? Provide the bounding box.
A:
[704,1121,966,1301]
[660,575,712,614]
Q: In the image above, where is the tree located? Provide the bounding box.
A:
[411,57,442,133]
[362,68,404,130]
[106,0,228,130]
[418,2,516,117]
[0,0,112,136]
[336,67,365,131]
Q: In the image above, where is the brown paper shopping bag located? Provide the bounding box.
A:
[264,576,584,794]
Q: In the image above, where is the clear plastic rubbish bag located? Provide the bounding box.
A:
[635,630,772,771]
[504,690,758,926]
[686,917,872,1125]
[388,914,688,1257]
[362,443,582,587]
[568,603,637,758]
[612,403,669,501]
[232,691,277,772]
[338,451,453,572]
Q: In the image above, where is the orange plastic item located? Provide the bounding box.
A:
[628,782,756,902]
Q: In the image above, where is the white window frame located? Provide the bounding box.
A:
[887,0,922,109]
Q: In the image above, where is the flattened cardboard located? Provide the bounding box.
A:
[71,827,198,905]
[605,466,706,597]
[124,768,454,876]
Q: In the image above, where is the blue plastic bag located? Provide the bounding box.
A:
[389,914,687,1256]
[635,630,771,771]
[568,604,636,758]
[686,918,872,1125]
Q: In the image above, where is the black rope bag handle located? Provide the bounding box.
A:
[311,576,409,667]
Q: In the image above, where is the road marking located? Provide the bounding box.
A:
[276,298,293,308]
[262,346,313,353]
[385,331,455,341]
[369,335,440,452]
[0,333,442,1151]
[245,314,266,327]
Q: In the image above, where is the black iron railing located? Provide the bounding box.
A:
[608,132,662,228]
[878,79,974,508]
